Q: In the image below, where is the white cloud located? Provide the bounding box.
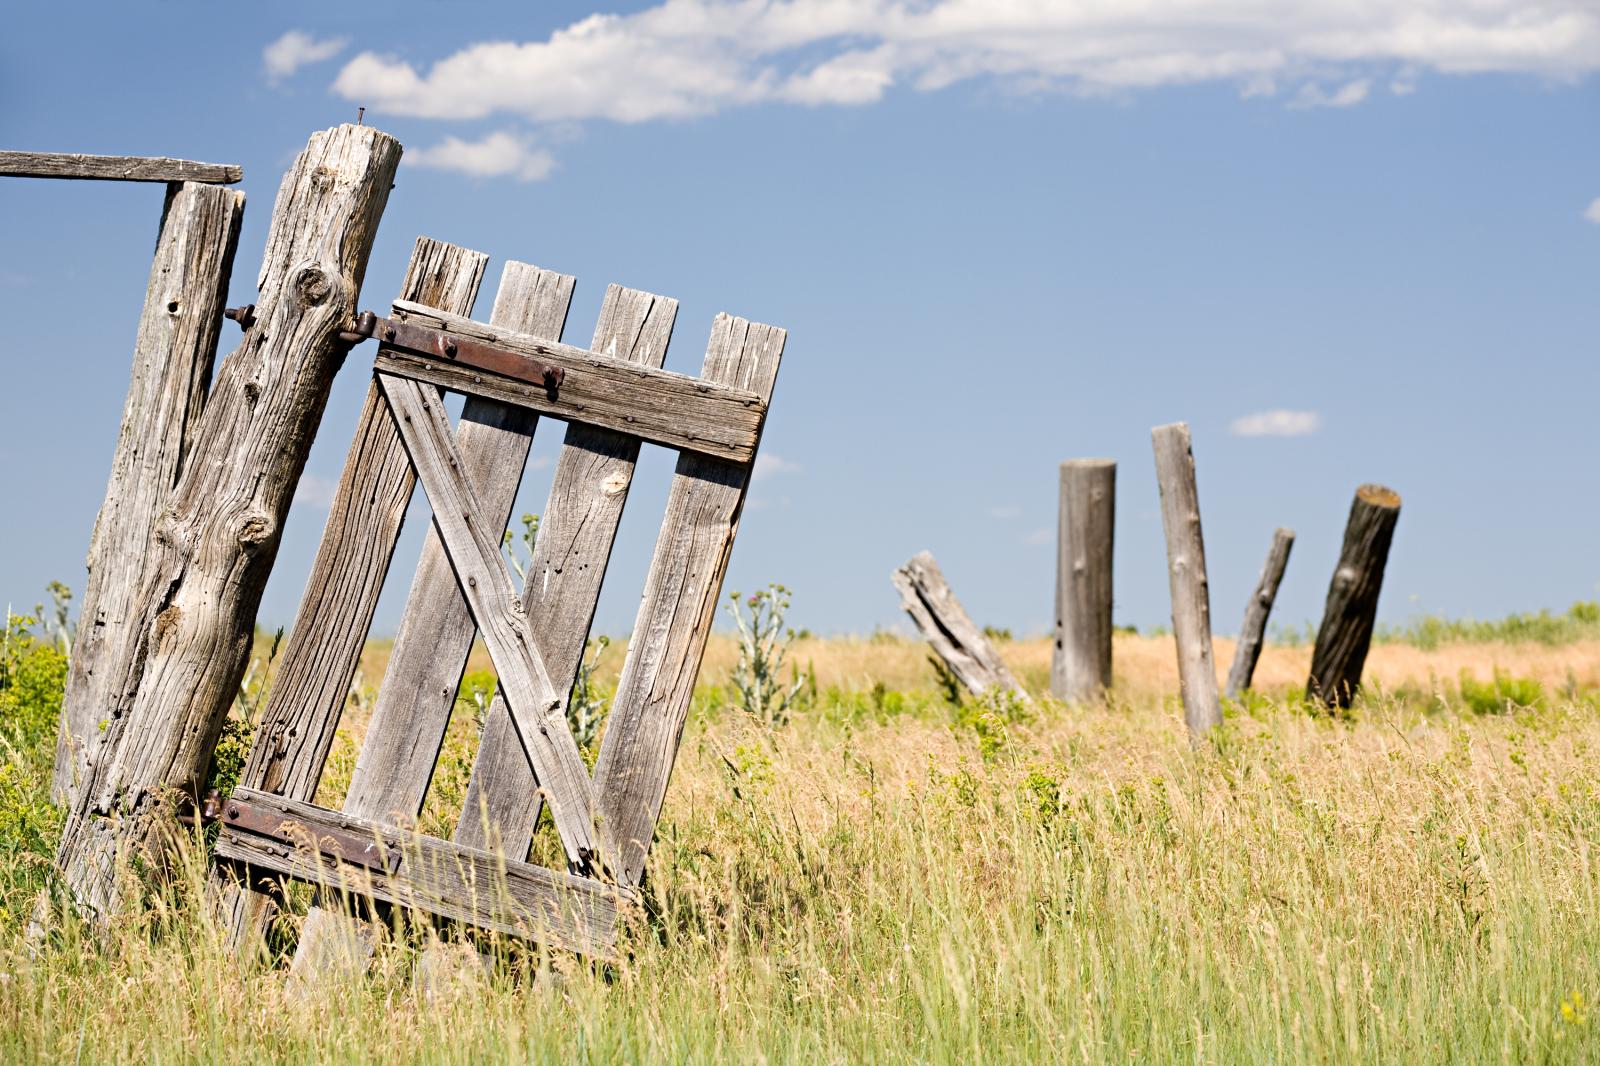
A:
[1022,527,1052,547]
[264,31,348,86]
[293,473,339,509]
[1229,410,1323,437]
[988,504,1022,520]
[1585,197,1600,224]
[332,1,1600,129]
[404,131,556,181]
[753,453,803,481]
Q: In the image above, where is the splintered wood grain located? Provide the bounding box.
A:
[457,285,678,858]
[0,151,241,184]
[212,789,629,959]
[1151,422,1222,736]
[893,551,1030,701]
[218,238,487,952]
[1225,527,1295,698]
[52,124,401,923]
[380,299,766,462]
[378,373,599,866]
[592,314,787,888]
[54,180,245,808]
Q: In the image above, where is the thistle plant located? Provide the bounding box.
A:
[726,583,807,728]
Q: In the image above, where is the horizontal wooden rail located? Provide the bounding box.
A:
[213,788,631,959]
[0,151,242,184]
[383,299,768,462]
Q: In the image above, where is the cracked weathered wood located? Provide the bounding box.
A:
[893,550,1029,704]
[379,299,766,461]
[53,180,245,807]
[290,260,573,977]
[1308,485,1401,708]
[1152,423,1222,737]
[592,315,786,888]
[378,372,599,865]
[0,151,241,184]
[1224,527,1295,699]
[217,237,489,952]
[457,285,678,858]
[212,788,630,959]
[1051,459,1115,703]
[50,124,401,924]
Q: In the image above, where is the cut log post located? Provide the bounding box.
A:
[1051,459,1115,702]
[893,551,1030,703]
[52,180,245,806]
[1151,423,1222,737]
[48,124,401,925]
[1307,485,1401,708]
[1223,528,1295,699]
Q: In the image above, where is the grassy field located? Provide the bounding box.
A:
[3,617,1599,1062]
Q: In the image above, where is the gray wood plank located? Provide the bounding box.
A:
[1052,459,1117,703]
[213,788,629,959]
[380,299,766,462]
[216,239,489,953]
[53,180,245,807]
[50,124,401,923]
[289,263,575,977]
[592,314,787,888]
[0,151,242,184]
[457,285,679,858]
[378,373,599,866]
[1224,527,1295,699]
[1151,422,1223,737]
[893,551,1031,701]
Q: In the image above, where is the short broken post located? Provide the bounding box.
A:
[1223,527,1294,699]
[1308,485,1401,708]
[49,124,402,925]
[52,180,246,807]
[1052,459,1116,702]
[893,551,1030,703]
[1151,423,1222,737]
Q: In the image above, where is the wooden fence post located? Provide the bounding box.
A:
[1308,485,1401,708]
[1151,423,1221,736]
[1223,527,1294,699]
[1051,459,1115,702]
[892,551,1029,703]
[52,180,245,807]
[48,124,401,923]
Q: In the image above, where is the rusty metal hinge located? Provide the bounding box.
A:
[339,310,565,394]
[193,790,401,874]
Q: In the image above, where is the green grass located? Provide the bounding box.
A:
[3,612,1600,1062]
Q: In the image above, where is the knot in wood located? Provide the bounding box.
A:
[236,510,275,549]
[152,604,183,654]
[292,264,336,308]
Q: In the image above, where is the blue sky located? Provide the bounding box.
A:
[1,2,1597,640]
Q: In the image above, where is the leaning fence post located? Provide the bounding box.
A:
[1151,423,1222,736]
[893,551,1030,703]
[1051,459,1115,702]
[1224,527,1294,699]
[48,124,402,924]
[1307,484,1401,708]
[51,180,245,807]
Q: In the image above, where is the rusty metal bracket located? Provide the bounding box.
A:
[339,310,565,395]
[202,792,401,874]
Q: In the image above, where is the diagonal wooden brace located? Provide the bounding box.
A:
[377,371,600,872]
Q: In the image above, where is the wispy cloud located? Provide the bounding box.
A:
[1230,410,1323,438]
[264,30,348,86]
[293,473,339,510]
[333,2,1600,130]
[753,453,803,482]
[988,504,1022,520]
[1023,527,1052,546]
[1585,197,1600,224]
[404,131,556,182]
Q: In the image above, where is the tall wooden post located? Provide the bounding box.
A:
[49,125,402,924]
[1151,423,1221,737]
[1051,459,1115,702]
[1308,485,1401,708]
[1224,527,1294,698]
[52,181,245,807]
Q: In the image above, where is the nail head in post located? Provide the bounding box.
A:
[223,304,256,330]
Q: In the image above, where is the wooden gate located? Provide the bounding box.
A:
[213,237,786,962]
